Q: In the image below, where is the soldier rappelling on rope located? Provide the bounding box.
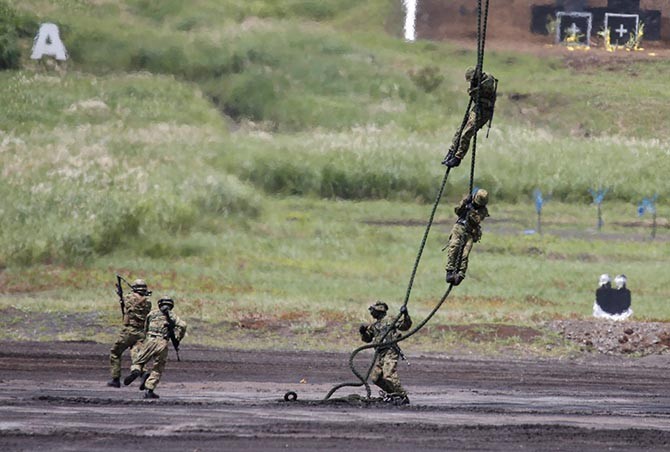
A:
[444,189,489,285]
[442,67,498,168]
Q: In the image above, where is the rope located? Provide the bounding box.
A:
[469,0,489,195]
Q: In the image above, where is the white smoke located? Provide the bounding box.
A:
[403,0,417,41]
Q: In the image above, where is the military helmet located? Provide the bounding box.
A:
[369,301,389,313]
[158,297,174,310]
[465,67,477,81]
[614,274,627,289]
[473,189,489,207]
[598,274,611,287]
[131,279,149,294]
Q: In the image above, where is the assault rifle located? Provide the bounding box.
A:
[162,309,181,362]
[115,274,131,317]
[486,77,498,138]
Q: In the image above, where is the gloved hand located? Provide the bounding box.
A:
[399,305,408,315]
[359,324,367,335]
[160,304,170,313]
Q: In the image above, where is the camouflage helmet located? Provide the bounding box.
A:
[473,189,489,207]
[131,279,148,294]
[158,297,174,310]
[369,301,389,314]
[465,67,477,81]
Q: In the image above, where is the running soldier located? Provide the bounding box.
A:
[443,67,498,168]
[445,189,489,285]
[359,301,412,405]
[107,279,152,388]
[124,296,187,399]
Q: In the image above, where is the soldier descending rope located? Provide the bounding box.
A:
[442,68,498,168]
[444,188,490,286]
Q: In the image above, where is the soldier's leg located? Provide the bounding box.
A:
[109,328,133,379]
[457,236,475,279]
[143,343,169,392]
[454,111,477,160]
[381,353,406,396]
[369,354,394,395]
[446,225,467,275]
[131,338,157,373]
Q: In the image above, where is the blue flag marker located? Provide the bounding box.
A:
[589,188,608,231]
[637,194,659,239]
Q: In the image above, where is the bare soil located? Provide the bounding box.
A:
[2,341,670,451]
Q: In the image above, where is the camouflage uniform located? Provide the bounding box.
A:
[109,292,151,380]
[130,307,187,393]
[360,304,412,398]
[449,70,497,162]
[445,190,489,283]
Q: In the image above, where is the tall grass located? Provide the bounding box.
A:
[0,72,260,266]
[217,125,670,203]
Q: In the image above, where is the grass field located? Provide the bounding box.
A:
[1,0,668,354]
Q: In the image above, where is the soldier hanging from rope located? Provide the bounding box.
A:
[442,67,498,168]
[444,188,489,285]
[359,301,412,405]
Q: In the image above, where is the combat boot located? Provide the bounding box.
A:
[123,370,142,386]
[393,394,410,406]
[144,389,159,399]
[139,372,151,391]
[446,271,456,284]
[453,272,465,286]
[441,146,456,166]
[443,155,462,168]
[107,377,120,388]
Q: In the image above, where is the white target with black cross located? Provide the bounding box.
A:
[556,12,592,46]
[604,13,639,46]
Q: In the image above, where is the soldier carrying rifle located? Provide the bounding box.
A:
[107,277,152,388]
[123,296,187,399]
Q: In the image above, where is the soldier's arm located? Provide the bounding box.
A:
[174,316,187,342]
[397,312,412,331]
[143,312,151,334]
[454,196,470,216]
[359,324,374,343]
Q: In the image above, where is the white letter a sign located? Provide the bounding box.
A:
[31,23,68,61]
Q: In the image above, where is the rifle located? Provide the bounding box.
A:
[162,309,181,362]
[115,274,127,317]
[485,77,498,138]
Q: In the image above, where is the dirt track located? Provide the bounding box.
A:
[1,341,670,451]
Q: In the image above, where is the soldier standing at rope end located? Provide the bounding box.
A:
[445,188,489,286]
[107,279,152,388]
[442,67,498,168]
[123,296,187,399]
[359,301,412,405]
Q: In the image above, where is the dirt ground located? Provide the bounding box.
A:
[1,341,670,451]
